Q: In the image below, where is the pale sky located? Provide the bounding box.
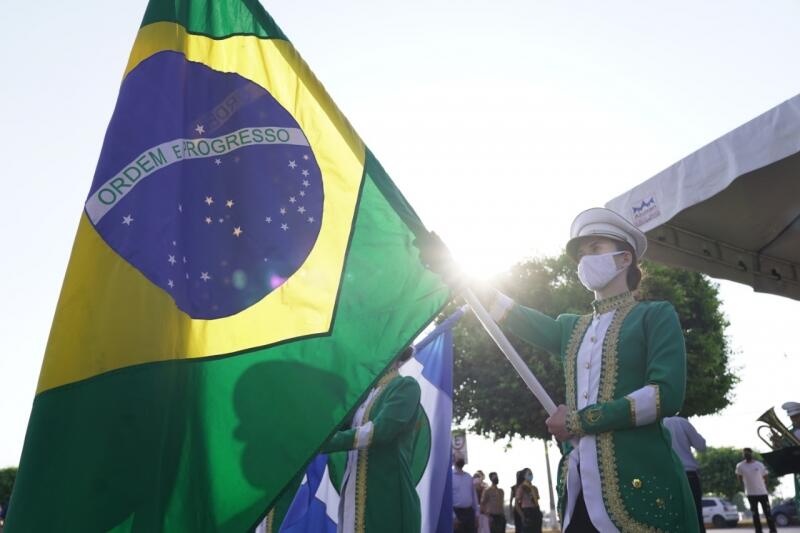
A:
[2,0,800,510]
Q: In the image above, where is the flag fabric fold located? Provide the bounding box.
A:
[7,1,448,531]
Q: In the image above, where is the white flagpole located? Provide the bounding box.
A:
[461,288,558,416]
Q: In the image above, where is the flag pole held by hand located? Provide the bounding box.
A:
[415,231,557,415]
[462,288,558,416]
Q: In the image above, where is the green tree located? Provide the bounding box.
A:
[0,466,17,506]
[637,261,738,416]
[451,254,737,440]
[697,447,779,501]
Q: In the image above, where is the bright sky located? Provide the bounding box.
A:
[2,0,800,512]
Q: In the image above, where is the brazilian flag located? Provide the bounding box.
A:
[7,1,448,531]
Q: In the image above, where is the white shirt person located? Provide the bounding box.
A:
[736,456,769,496]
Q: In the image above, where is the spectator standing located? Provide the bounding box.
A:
[453,458,479,533]
[663,416,707,533]
[473,471,490,533]
[480,472,506,533]
[510,470,524,533]
[515,468,542,533]
[735,448,776,533]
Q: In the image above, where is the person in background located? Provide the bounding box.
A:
[452,458,479,533]
[509,470,524,533]
[735,448,776,533]
[783,402,800,440]
[321,346,423,533]
[480,472,506,533]
[781,401,800,507]
[663,416,707,533]
[473,471,490,533]
[514,468,541,533]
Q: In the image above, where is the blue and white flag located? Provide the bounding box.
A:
[274,308,464,533]
[400,308,461,533]
[275,454,339,533]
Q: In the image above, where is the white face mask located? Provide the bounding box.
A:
[577,251,625,291]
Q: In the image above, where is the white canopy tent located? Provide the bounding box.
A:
[606,94,800,301]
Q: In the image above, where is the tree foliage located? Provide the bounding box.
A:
[637,262,738,416]
[697,447,779,500]
[450,254,737,440]
[0,466,16,506]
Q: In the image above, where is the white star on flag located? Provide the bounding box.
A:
[226,200,235,208]
[281,223,289,231]
[122,214,134,225]
[301,169,309,177]
[280,207,287,215]
[299,191,305,197]
[178,203,183,212]
[302,180,310,187]
[288,160,297,169]
[233,226,243,237]
[168,255,177,265]
[205,196,214,206]
[200,272,211,282]
[307,216,315,223]
[289,196,296,204]
[215,159,222,166]
[195,124,205,135]
[297,206,306,214]
[218,218,224,223]
[265,216,272,223]
[205,216,213,224]
[303,154,309,160]
[167,279,174,288]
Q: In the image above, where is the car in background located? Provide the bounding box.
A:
[702,496,739,528]
[772,498,798,527]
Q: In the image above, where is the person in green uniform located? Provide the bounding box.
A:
[421,207,698,532]
[781,401,800,507]
[321,346,422,533]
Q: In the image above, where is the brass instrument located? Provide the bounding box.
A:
[757,407,800,450]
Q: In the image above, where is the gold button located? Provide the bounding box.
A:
[632,479,642,489]
[584,363,590,369]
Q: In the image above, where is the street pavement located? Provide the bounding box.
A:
[707,524,800,533]
[535,524,800,532]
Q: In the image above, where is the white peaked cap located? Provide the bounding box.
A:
[566,207,648,261]
[782,402,800,417]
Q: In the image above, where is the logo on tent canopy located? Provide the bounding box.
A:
[631,196,660,227]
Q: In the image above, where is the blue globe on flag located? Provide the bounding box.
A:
[85,52,324,319]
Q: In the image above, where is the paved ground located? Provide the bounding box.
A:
[708,524,800,533]
[538,527,800,532]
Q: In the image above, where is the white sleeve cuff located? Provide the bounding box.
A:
[626,384,660,426]
[489,291,514,322]
[354,421,374,449]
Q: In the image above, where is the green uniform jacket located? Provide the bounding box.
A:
[322,373,422,533]
[502,295,698,533]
